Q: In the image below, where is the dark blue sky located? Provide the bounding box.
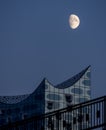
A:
[0,0,106,98]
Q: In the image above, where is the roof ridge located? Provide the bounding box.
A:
[55,66,90,89]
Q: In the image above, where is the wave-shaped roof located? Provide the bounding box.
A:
[0,66,90,104]
[55,66,90,89]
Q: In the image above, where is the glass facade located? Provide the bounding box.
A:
[0,66,91,129]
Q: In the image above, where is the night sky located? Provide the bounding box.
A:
[0,0,106,98]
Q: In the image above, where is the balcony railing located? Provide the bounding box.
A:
[0,96,106,130]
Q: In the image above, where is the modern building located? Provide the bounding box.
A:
[0,66,91,127]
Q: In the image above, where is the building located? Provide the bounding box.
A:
[0,66,91,127]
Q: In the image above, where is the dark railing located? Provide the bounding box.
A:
[0,96,106,130]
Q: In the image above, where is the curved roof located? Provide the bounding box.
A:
[0,66,90,104]
[55,66,90,89]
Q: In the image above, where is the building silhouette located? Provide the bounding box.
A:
[0,66,91,127]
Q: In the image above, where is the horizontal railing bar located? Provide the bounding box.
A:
[0,95,106,130]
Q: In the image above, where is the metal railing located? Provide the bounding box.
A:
[0,96,106,130]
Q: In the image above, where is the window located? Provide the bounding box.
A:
[47,94,61,100]
[86,72,90,78]
[71,88,83,94]
[82,80,91,86]
[47,101,53,110]
[65,94,72,103]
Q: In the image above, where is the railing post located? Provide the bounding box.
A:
[103,96,106,130]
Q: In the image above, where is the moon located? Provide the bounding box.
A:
[69,14,80,29]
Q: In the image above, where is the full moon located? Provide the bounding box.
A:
[69,14,80,29]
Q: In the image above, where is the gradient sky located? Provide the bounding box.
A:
[0,0,106,98]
